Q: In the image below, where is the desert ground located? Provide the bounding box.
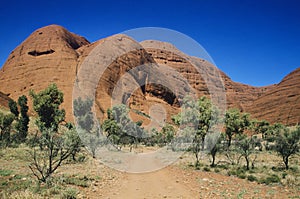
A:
[1,145,299,199]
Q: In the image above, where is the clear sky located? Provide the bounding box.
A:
[0,0,299,87]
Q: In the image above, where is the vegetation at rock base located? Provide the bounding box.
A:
[0,84,299,198]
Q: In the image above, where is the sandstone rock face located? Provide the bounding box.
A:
[0,25,299,125]
[0,25,89,119]
[245,68,300,125]
[0,91,11,109]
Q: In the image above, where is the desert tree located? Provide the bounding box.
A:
[8,99,19,118]
[236,135,260,170]
[102,104,146,151]
[205,132,225,167]
[172,96,219,167]
[274,126,300,170]
[65,122,82,161]
[224,109,251,148]
[16,95,29,142]
[28,84,78,182]
[0,112,14,147]
[265,123,286,142]
[8,96,30,143]
[155,124,175,147]
[73,97,100,158]
[30,83,65,132]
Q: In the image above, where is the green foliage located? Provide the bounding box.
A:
[73,97,94,132]
[62,175,90,187]
[63,124,82,161]
[61,188,78,199]
[252,119,270,138]
[8,99,19,118]
[30,83,65,132]
[225,109,251,147]
[203,166,211,172]
[0,169,13,176]
[7,96,30,143]
[29,127,80,183]
[275,126,300,170]
[73,97,101,158]
[247,174,258,182]
[236,135,259,170]
[0,112,14,146]
[156,124,175,147]
[264,123,287,142]
[29,85,80,183]
[15,95,29,143]
[102,104,147,150]
[259,174,281,185]
[172,96,219,167]
[206,132,224,167]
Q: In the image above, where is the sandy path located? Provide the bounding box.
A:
[83,154,299,199]
[102,167,198,199]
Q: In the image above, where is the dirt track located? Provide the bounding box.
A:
[84,161,299,199]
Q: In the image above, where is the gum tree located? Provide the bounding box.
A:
[275,126,300,170]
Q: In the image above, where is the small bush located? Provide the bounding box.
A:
[203,167,211,172]
[62,175,89,187]
[227,170,236,176]
[0,169,13,176]
[214,168,220,173]
[77,154,86,162]
[237,173,246,179]
[247,175,257,182]
[290,166,299,173]
[259,174,281,185]
[217,164,229,170]
[282,172,287,179]
[271,166,284,172]
[61,188,78,199]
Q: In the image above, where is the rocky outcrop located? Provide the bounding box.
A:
[0,25,299,125]
[245,68,300,125]
[0,25,89,119]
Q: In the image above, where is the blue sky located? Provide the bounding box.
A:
[0,0,299,86]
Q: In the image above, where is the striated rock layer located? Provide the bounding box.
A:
[0,25,299,125]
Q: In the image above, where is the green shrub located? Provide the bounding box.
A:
[61,188,78,199]
[77,154,86,162]
[0,169,13,176]
[217,164,229,170]
[214,168,220,173]
[227,170,236,176]
[62,176,89,187]
[236,167,246,176]
[290,166,299,173]
[203,167,211,172]
[247,175,257,182]
[282,172,287,179]
[271,166,284,172]
[237,173,246,179]
[259,174,281,185]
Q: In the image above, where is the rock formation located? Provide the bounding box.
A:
[0,25,299,125]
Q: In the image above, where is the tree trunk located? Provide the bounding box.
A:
[245,156,249,170]
[211,154,216,167]
[201,136,205,151]
[284,156,289,170]
[227,136,232,148]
